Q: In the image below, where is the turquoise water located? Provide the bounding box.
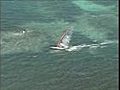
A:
[1,0,118,90]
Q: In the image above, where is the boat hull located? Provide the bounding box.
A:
[50,46,65,50]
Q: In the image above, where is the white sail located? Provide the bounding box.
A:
[57,26,73,48]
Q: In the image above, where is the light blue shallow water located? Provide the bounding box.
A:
[1,0,118,90]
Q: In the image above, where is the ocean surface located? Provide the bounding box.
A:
[1,0,118,90]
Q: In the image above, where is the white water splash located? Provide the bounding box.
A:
[66,40,117,52]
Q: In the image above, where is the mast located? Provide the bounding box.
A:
[56,26,73,48]
[57,29,67,47]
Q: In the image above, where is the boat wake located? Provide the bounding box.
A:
[66,40,117,52]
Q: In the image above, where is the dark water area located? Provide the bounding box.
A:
[1,44,118,90]
[1,0,118,90]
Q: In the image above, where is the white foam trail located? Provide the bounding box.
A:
[12,30,26,36]
[12,33,23,36]
[66,44,90,51]
[66,40,117,52]
[100,40,117,45]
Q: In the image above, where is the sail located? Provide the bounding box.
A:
[57,27,73,48]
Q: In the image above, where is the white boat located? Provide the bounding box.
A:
[50,26,73,50]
